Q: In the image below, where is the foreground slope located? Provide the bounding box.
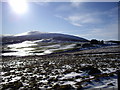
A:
[1,45,120,89]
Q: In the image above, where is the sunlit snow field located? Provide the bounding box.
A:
[2,40,77,56]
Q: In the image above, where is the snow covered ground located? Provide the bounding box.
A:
[1,51,120,89]
[1,40,120,89]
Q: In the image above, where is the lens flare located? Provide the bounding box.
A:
[8,0,28,14]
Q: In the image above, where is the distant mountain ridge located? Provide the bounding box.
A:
[2,31,89,44]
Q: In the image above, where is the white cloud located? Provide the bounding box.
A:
[55,3,118,27]
[55,3,118,40]
[70,22,82,27]
[56,14,102,27]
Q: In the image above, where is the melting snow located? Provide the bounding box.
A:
[60,72,80,80]
[62,81,76,85]
[2,40,76,56]
[8,41,37,48]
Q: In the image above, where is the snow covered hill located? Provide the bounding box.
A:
[1,31,89,56]
[2,31,88,45]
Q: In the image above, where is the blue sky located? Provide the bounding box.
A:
[2,2,118,40]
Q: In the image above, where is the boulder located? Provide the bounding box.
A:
[80,66,101,75]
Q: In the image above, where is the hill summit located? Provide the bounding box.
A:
[2,31,88,44]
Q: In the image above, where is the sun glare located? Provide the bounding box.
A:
[8,0,28,14]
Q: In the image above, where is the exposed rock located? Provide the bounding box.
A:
[76,85,83,90]
[107,83,114,86]
[48,77,58,83]
[80,66,101,75]
[2,81,23,90]
[52,84,74,90]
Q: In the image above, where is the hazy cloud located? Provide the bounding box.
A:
[56,13,102,27]
[71,2,81,8]
[55,4,117,27]
[78,23,118,40]
[70,22,82,27]
[35,2,49,6]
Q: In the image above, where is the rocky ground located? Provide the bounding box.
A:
[0,45,120,90]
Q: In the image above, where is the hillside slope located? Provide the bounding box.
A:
[2,31,88,44]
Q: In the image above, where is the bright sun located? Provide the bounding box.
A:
[8,0,28,14]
